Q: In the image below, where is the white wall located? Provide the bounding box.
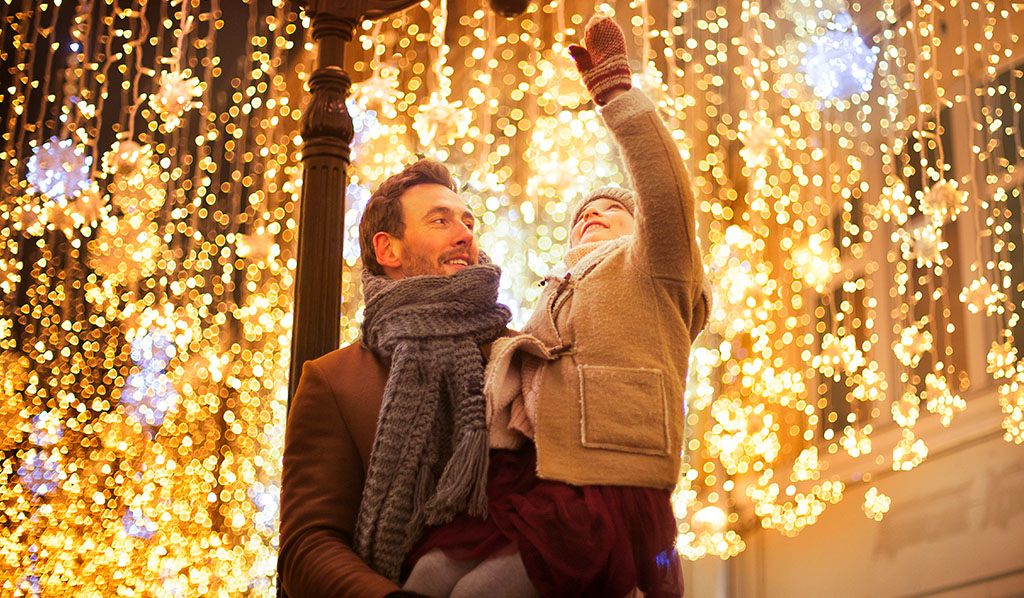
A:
[703,397,1024,598]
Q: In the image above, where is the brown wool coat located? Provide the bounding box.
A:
[279,340,503,596]
[278,344,398,598]
[486,88,710,490]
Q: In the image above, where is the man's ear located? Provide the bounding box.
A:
[373,231,402,270]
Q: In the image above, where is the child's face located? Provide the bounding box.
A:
[570,198,635,247]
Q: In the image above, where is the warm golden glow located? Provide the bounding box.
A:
[1,0,1022,590]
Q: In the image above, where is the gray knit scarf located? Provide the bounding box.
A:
[354,262,512,582]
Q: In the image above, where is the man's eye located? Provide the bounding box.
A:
[433,218,446,224]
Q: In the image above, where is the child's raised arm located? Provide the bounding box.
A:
[570,17,707,327]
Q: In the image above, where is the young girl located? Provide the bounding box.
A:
[401,16,710,598]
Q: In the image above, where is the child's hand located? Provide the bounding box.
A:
[568,16,632,106]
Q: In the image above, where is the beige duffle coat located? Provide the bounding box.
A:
[485,88,711,490]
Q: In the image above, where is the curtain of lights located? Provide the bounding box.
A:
[1,0,301,594]
[0,0,1022,595]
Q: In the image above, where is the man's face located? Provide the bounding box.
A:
[385,183,479,278]
[569,198,635,247]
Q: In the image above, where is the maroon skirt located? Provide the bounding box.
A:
[405,444,684,598]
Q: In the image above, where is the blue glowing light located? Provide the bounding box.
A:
[802,13,878,100]
[130,328,175,371]
[26,137,93,202]
[123,508,158,539]
[343,183,371,263]
[29,410,63,447]
[249,482,281,533]
[17,449,66,496]
[347,99,380,161]
[121,372,178,427]
[121,328,178,427]
[655,547,679,571]
[17,575,40,598]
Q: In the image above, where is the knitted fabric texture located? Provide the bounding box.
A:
[354,263,512,582]
[568,16,633,105]
[570,186,637,228]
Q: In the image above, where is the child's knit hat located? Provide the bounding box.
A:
[570,186,637,227]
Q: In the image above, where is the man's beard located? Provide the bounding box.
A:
[399,248,473,277]
[398,250,447,277]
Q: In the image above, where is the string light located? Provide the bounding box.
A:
[0,0,1021,589]
[2,0,300,593]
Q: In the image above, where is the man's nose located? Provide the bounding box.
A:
[453,220,474,245]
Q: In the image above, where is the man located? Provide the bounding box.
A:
[278,159,511,597]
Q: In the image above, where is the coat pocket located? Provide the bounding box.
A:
[577,365,670,456]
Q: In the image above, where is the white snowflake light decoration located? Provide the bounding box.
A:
[802,13,879,101]
[102,139,152,179]
[870,180,910,225]
[960,276,1007,317]
[893,318,932,368]
[351,66,401,118]
[739,119,783,168]
[921,179,967,225]
[791,446,819,481]
[412,92,472,147]
[998,374,1024,444]
[130,327,175,371]
[814,333,865,380]
[792,232,841,292]
[840,424,872,458]
[69,182,105,231]
[987,335,1018,379]
[892,428,928,471]
[850,360,887,401]
[897,222,945,267]
[342,183,372,263]
[44,201,75,236]
[863,487,891,521]
[150,69,203,130]
[26,138,93,201]
[891,391,921,428]
[923,372,966,426]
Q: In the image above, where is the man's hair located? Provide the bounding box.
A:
[359,159,457,275]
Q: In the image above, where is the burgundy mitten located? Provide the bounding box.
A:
[568,15,632,105]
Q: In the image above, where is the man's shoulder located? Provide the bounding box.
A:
[307,339,380,374]
[309,337,374,366]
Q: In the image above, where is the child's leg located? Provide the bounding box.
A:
[403,548,482,598]
[449,552,539,598]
